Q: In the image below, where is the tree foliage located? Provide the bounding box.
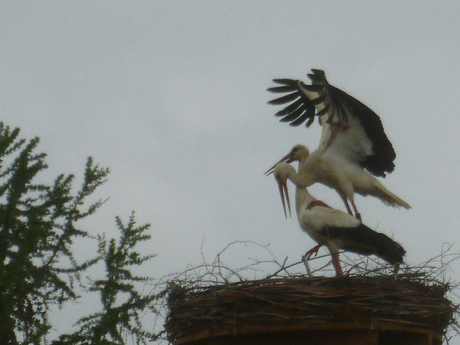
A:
[54,213,158,345]
[0,123,158,344]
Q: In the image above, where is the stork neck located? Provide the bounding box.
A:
[295,187,315,214]
[292,155,316,187]
[298,156,309,171]
[287,168,312,188]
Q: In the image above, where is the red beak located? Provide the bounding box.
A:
[277,175,291,218]
[264,152,294,176]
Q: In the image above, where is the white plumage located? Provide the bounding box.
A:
[272,162,406,277]
[267,69,411,219]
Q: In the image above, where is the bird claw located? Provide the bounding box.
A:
[303,244,321,260]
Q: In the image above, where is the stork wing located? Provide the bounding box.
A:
[300,204,405,265]
[268,69,396,177]
[302,205,360,230]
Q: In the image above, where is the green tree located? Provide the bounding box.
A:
[54,213,158,345]
[0,123,158,344]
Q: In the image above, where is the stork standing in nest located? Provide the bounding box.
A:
[270,162,406,277]
[267,69,410,220]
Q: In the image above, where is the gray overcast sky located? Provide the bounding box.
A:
[1,1,460,342]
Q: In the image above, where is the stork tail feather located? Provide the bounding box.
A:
[323,225,406,265]
[372,180,411,210]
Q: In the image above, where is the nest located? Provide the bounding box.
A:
[165,275,456,343]
[159,241,460,343]
[160,242,460,344]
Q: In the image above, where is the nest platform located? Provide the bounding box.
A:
[165,275,457,345]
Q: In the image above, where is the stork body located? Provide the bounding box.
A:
[267,69,411,218]
[268,144,411,219]
[273,162,406,277]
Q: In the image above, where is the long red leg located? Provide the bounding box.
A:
[340,195,353,216]
[331,252,344,277]
[350,199,361,221]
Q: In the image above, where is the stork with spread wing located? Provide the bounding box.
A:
[266,69,410,219]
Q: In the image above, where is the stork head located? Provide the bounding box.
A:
[289,144,310,162]
[264,144,309,176]
[272,163,296,218]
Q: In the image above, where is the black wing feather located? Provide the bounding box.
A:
[321,224,406,265]
[268,85,298,93]
[267,79,316,128]
[327,83,396,176]
[274,98,304,117]
[278,106,308,125]
[290,113,312,127]
[268,92,300,105]
[268,69,396,177]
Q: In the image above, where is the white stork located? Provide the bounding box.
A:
[267,69,411,219]
[272,162,406,277]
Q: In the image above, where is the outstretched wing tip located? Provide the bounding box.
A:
[267,76,317,127]
[267,69,398,176]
